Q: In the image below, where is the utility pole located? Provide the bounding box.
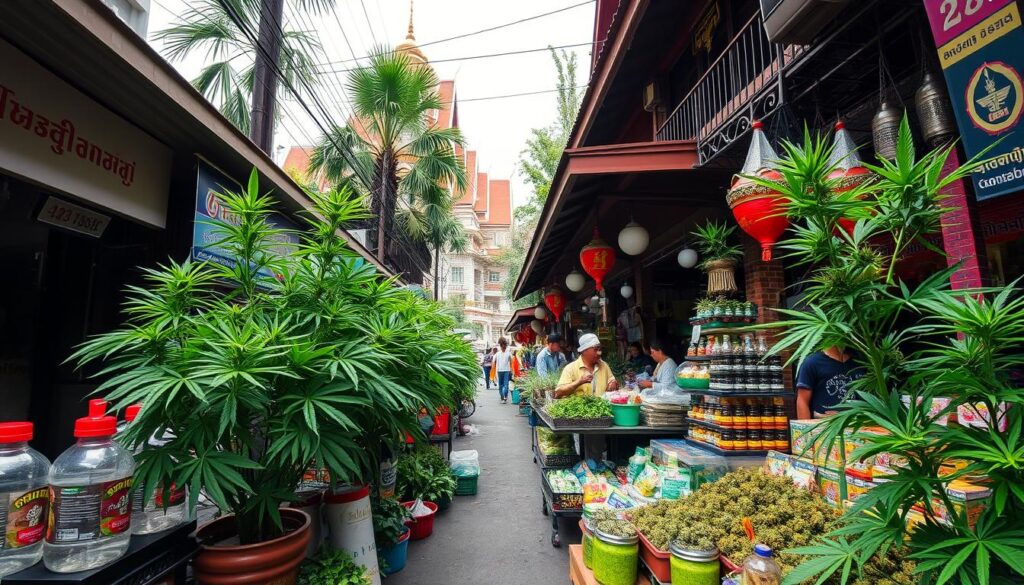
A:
[250,0,285,154]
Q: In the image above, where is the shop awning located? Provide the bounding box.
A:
[504,308,537,333]
[0,0,392,278]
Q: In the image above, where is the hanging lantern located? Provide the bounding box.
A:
[579,227,616,293]
[620,283,634,299]
[534,305,547,320]
[915,72,957,147]
[872,99,901,160]
[530,319,543,334]
[543,287,567,323]
[828,120,876,236]
[581,303,589,313]
[565,270,585,292]
[677,247,698,269]
[591,294,601,307]
[727,120,790,262]
[617,220,649,256]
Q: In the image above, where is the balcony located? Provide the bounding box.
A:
[656,14,806,166]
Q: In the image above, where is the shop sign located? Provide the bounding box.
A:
[36,196,110,238]
[192,159,300,279]
[0,38,171,227]
[924,0,1024,201]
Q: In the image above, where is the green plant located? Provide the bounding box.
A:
[746,117,1023,585]
[395,446,456,503]
[691,220,743,271]
[546,395,613,419]
[70,170,478,544]
[298,545,371,585]
[372,495,412,549]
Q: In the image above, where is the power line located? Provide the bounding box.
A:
[315,40,604,73]
[358,0,379,45]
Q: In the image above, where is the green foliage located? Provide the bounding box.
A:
[298,545,371,585]
[372,495,412,548]
[749,116,1024,585]
[546,395,612,419]
[518,370,561,402]
[690,220,743,270]
[69,170,478,544]
[395,445,456,503]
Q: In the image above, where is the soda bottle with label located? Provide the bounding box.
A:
[0,422,51,576]
[120,404,186,535]
[44,399,135,573]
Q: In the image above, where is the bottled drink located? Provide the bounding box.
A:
[120,405,186,535]
[742,543,782,585]
[44,400,135,573]
[0,422,51,576]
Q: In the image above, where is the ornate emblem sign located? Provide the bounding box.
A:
[966,61,1023,134]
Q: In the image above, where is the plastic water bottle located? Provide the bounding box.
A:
[120,404,186,535]
[0,422,51,577]
[44,399,135,573]
[741,543,782,585]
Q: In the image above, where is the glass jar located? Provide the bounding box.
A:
[670,542,720,585]
[721,429,735,451]
[582,521,595,569]
[748,429,763,451]
[735,429,749,451]
[593,529,639,585]
[719,400,734,428]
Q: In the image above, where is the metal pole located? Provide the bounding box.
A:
[250,0,285,154]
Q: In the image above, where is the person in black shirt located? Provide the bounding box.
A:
[795,347,861,418]
[627,342,655,374]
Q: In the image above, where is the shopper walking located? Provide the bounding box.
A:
[481,348,495,389]
[494,338,514,403]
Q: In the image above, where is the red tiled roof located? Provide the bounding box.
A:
[457,150,478,205]
[483,179,511,226]
[435,80,456,130]
[475,172,489,215]
[282,146,313,176]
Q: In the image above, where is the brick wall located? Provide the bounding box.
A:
[939,148,990,290]
[741,234,793,389]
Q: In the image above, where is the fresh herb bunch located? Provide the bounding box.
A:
[690,220,743,271]
[395,446,456,502]
[372,496,412,548]
[749,117,1024,584]
[546,395,613,419]
[297,546,371,585]
[519,370,561,402]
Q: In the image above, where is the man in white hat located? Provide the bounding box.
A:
[554,333,618,399]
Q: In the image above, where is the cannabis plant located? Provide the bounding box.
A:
[70,170,478,544]
[749,118,1023,584]
[691,220,743,270]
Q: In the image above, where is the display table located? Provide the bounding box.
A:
[568,544,651,585]
[5,520,198,585]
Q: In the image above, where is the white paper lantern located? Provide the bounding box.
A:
[677,247,698,269]
[565,270,585,292]
[581,304,589,313]
[618,221,650,256]
[534,305,547,320]
[530,319,543,333]
[620,284,634,299]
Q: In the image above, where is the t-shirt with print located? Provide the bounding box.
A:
[795,351,862,415]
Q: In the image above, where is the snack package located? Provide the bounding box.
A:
[790,419,845,468]
[606,486,637,509]
[788,458,817,491]
[634,464,663,498]
[816,467,846,507]
[901,395,954,426]
[845,468,876,502]
[763,451,796,478]
[582,479,611,504]
[957,402,1008,432]
[628,447,649,483]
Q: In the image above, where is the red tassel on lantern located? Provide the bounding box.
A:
[543,287,566,323]
[727,120,789,261]
[579,227,616,292]
[828,120,875,236]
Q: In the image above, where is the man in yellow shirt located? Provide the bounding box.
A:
[555,333,619,398]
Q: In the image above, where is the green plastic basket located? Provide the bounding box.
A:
[455,474,479,496]
[610,403,641,427]
[675,377,710,390]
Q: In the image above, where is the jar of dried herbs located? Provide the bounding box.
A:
[670,542,720,585]
[592,529,638,585]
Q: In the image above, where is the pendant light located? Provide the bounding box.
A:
[620,283,634,299]
[534,305,547,320]
[872,100,901,160]
[565,270,585,292]
[915,71,956,147]
[530,319,543,334]
[677,247,698,269]
[617,219,650,256]
[581,303,589,313]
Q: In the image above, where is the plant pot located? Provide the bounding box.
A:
[402,500,438,540]
[510,389,521,404]
[705,259,738,295]
[435,494,452,511]
[379,528,411,575]
[193,508,311,585]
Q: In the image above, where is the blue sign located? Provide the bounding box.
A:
[192,159,300,278]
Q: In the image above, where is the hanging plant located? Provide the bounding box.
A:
[691,220,742,295]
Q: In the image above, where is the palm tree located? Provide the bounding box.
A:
[399,184,469,300]
[153,0,323,135]
[309,49,468,260]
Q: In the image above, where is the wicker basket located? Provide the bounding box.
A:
[705,259,738,295]
[538,451,578,467]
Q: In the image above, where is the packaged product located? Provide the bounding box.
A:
[815,467,846,507]
[957,402,1008,432]
[627,447,648,482]
[762,451,795,478]
[606,487,637,510]
[901,395,953,426]
[583,480,611,504]
[930,480,991,530]
[634,464,663,498]
[789,419,845,468]
[787,459,817,491]
[844,468,876,502]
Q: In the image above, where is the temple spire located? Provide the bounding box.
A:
[406,0,415,40]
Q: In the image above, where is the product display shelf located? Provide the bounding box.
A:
[535,405,688,435]
[682,355,713,362]
[541,467,583,547]
[699,324,766,335]
[687,417,734,432]
[689,389,793,398]
[5,520,198,584]
[685,437,780,457]
[569,544,651,585]
[532,442,579,469]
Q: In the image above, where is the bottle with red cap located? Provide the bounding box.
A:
[43,399,135,573]
[119,404,186,535]
[0,421,51,576]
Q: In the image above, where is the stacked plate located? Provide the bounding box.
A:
[641,401,688,427]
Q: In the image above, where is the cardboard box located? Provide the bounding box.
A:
[845,468,876,502]
[911,480,991,530]
[816,466,847,507]
[790,419,845,468]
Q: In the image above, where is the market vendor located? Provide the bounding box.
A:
[536,333,567,377]
[554,333,618,398]
[637,339,678,395]
[627,342,656,373]
[796,346,861,418]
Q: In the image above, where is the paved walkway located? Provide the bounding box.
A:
[386,382,580,584]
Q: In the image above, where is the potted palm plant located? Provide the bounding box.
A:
[69,171,478,584]
[691,220,743,295]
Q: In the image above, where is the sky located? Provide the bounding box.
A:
[146,0,597,207]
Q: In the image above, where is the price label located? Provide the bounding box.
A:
[691,325,702,344]
[37,196,110,238]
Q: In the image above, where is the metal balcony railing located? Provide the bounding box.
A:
[656,14,804,165]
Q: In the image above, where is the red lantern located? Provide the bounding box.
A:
[727,120,789,261]
[828,121,875,236]
[544,287,567,323]
[579,227,616,292]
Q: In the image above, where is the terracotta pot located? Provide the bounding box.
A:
[193,508,311,585]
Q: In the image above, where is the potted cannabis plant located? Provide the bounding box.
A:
[70,171,478,584]
[691,220,743,295]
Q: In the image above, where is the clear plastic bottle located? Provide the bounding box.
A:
[120,404,186,535]
[0,422,51,577]
[742,543,782,585]
[44,399,135,573]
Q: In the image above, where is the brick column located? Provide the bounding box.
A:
[939,148,990,290]
[741,234,793,390]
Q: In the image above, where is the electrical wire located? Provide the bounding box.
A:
[358,0,379,46]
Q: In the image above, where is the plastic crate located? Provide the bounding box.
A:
[455,474,479,496]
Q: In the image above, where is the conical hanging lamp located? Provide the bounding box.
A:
[727,120,790,262]
[828,120,875,236]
